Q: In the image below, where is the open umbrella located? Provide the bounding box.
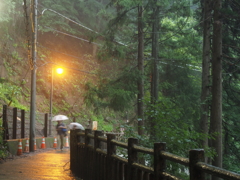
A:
[68,122,85,130]
[52,115,69,121]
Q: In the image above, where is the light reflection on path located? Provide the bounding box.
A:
[0,149,81,180]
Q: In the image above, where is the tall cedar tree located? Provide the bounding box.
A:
[137,4,144,135]
[200,0,212,162]
[210,0,223,175]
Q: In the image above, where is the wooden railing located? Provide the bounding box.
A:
[70,129,240,180]
[1,105,55,140]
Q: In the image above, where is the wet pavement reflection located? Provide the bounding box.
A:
[0,148,80,180]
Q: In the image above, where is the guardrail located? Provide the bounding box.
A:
[70,129,240,180]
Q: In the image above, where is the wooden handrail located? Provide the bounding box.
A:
[196,162,240,180]
[160,151,189,166]
[70,129,240,180]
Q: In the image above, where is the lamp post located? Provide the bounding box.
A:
[49,67,53,136]
[49,67,63,135]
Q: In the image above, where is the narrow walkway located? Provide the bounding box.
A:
[0,148,80,180]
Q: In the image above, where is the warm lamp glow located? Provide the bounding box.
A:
[56,68,63,74]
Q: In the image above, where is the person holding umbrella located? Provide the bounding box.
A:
[52,115,68,150]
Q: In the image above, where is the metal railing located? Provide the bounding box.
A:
[70,129,240,180]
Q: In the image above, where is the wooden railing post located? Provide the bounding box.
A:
[84,129,92,180]
[95,130,103,150]
[70,129,75,172]
[77,129,84,179]
[21,109,25,138]
[44,113,48,137]
[189,149,205,180]
[2,105,9,140]
[70,129,81,175]
[127,138,138,180]
[107,133,116,180]
[154,142,166,180]
[85,129,92,145]
[12,107,17,139]
[94,130,103,180]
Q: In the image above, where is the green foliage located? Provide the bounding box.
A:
[221,89,240,172]
[0,131,8,159]
[0,82,28,110]
[59,100,71,112]
[0,118,8,159]
[223,155,240,174]
[0,1,17,22]
[83,66,140,112]
[219,0,240,171]
[160,16,202,61]
[144,97,201,155]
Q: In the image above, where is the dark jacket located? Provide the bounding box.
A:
[56,122,66,135]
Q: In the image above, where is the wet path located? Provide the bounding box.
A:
[0,148,80,180]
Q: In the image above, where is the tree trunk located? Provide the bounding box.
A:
[150,0,160,141]
[200,0,212,159]
[151,2,159,103]
[137,4,144,136]
[210,0,222,178]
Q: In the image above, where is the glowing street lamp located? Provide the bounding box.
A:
[49,67,64,135]
[56,68,63,74]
